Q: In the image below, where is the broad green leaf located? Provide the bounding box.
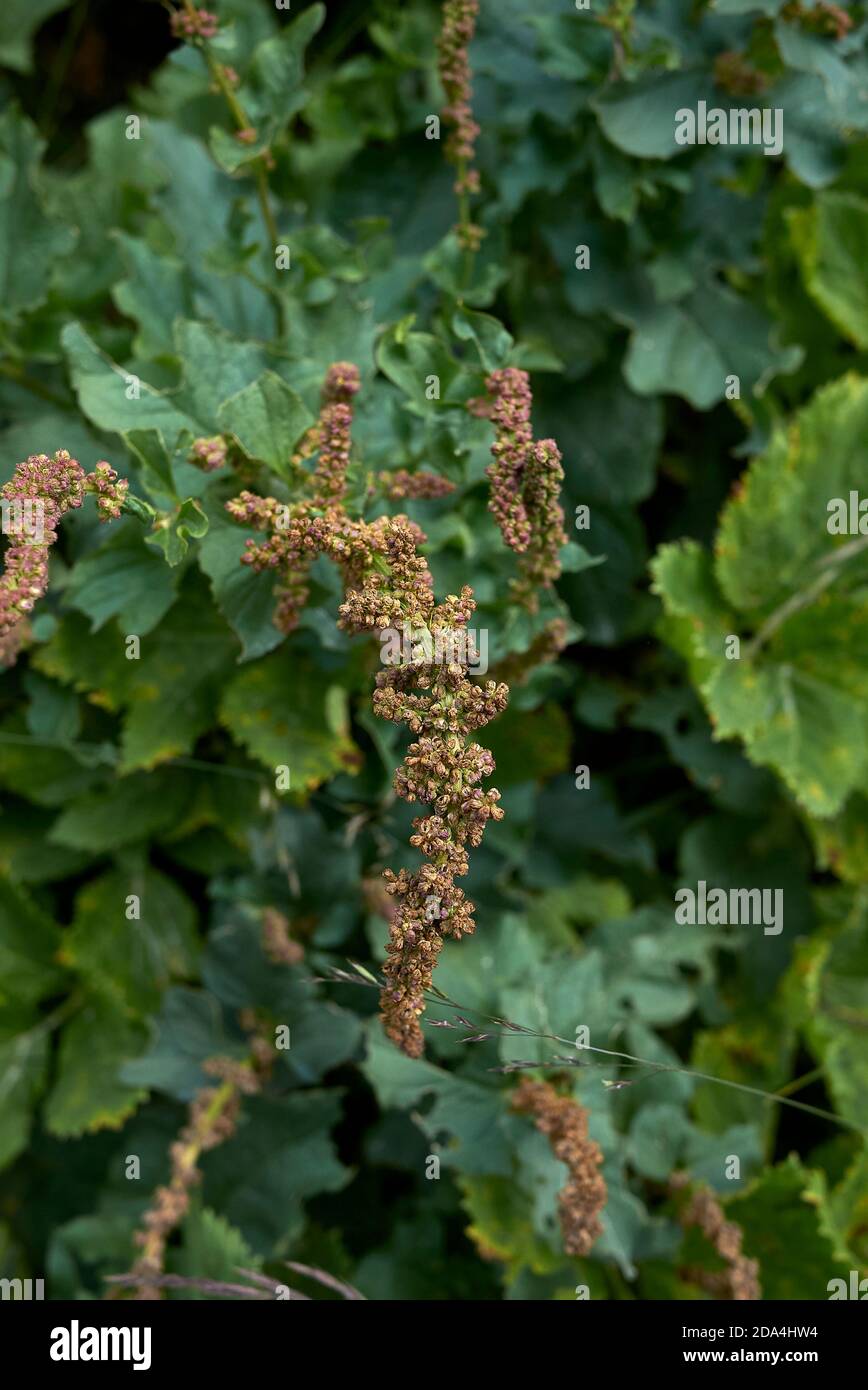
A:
[202,919,361,1082]
[217,371,313,475]
[0,1,69,72]
[792,191,868,350]
[176,1206,259,1294]
[592,70,708,161]
[219,645,361,790]
[66,523,178,634]
[111,232,194,361]
[43,1000,148,1137]
[362,1024,516,1176]
[197,496,285,661]
[0,876,64,1010]
[60,867,199,1015]
[120,985,244,1102]
[624,284,801,410]
[0,110,76,315]
[49,769,196,851]
[0,1016,50,1171]
[654,377,868,816]
[799,897,868,1130]
[201,1091,349,1253]
[37,575,239,772]
[62,320,269,448]
[690,1017,794,1138]
[729,1157,852,1299]
[376,322,475,414]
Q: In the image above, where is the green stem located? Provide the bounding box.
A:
[120,494,157,524]
[182,0,280,251]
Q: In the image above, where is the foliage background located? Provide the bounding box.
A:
[1,0,867,1301]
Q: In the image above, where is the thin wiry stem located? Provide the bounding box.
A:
[320,965,863,1136]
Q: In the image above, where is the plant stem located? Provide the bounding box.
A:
[181,0,280,250]
[135,1075,237,1275]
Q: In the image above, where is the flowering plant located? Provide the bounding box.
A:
[0,0,866,1309]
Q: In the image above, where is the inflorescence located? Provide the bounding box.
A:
[437,0,483,253]
[511,1077,608,1258]
[475,367,567,610]
[227,362,516,1057]
[0,451,128,667]
[670,1172,761,1301]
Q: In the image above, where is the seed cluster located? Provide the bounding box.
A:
[479,368,567,609]
[0,451,128,666]
[364,561,508,1057]
[189,436,228,472]
[437,0,483,252]
[227,364,508,1056]
[226,362,366,633]
[510,1077,608,1258]
[130,1057,257,1300]
[670,1172,761,1301]
[170,7,219,41]
[377,469,456,501]
[262,906,304,966]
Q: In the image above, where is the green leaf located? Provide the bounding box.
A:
[792,192,868,350]
[145,496,210,567]
[61,866,199,1016]
[202,919,361,1083]
[0,876,64,1010]
[111,232,195,361]
[0,1,69,71]
[43,1000,148,1137]
[362,1024,516,1176]
[125,429,179,505]
[217,371,313,475]
[219,645,361,790]
[0,1015,50,1171]
[176,1206,259,1294]
[62,320,269,448]
[66,523,179,634]
[624,284,801,410]
[800,896,868,1130]
[592,70,708,161]
[450,309,513,372]
[0,109,76,315]
[201,1091,349,1253]
[50,769,195,851]
[37,576,239,773]
[376,322,473,414]
[209,5,326,174]
[654,377,868,816]
[729,1157,852,1299]
[121,986,245,1102]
